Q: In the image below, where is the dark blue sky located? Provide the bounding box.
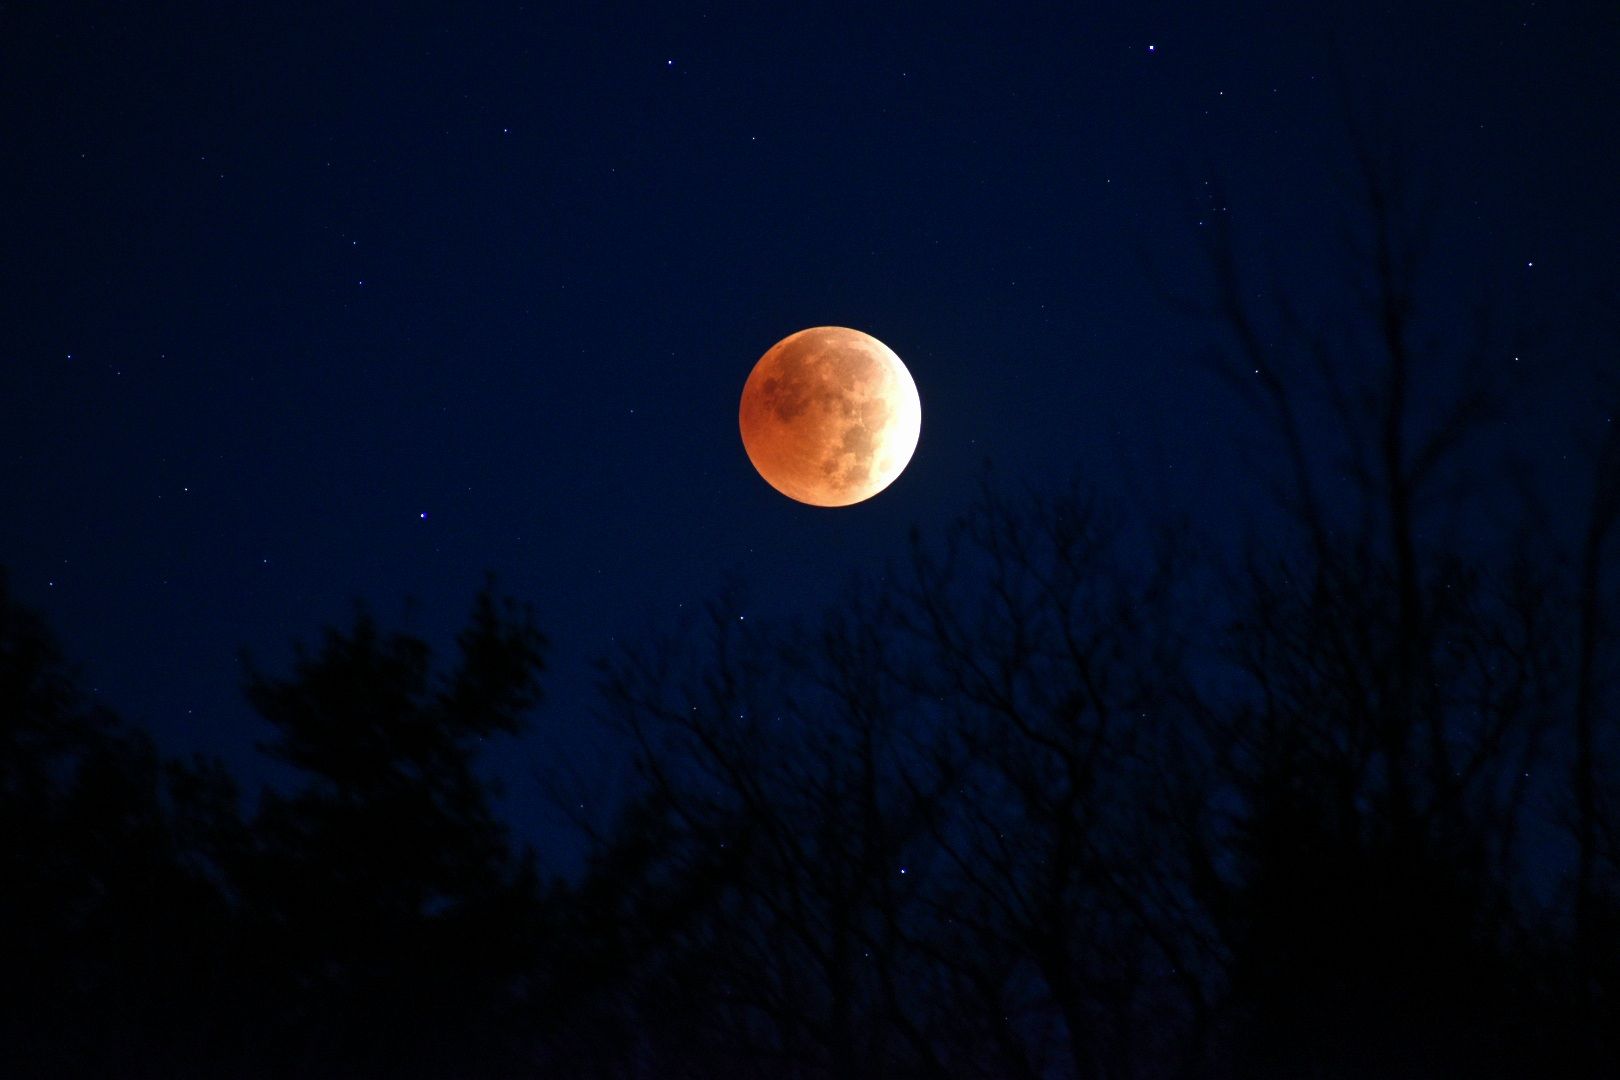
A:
[4,2,1614,865]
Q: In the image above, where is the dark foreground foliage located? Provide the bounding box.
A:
[0,576,548,1079]
[3,428,1616,1078]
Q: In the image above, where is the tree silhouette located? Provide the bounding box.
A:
[575,488,1214,1079]
[0,571,241,1077]
[895,482,1215,1079]
[1181,129,1591,1075]
[234,583,548,1078]
[584,586,959,1078]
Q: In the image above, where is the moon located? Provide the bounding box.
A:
[739,326,921,507]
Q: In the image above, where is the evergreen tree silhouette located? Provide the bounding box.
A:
[0,571,241,1078]
[236,583,547,1078]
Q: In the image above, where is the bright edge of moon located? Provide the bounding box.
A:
[738,326,921,507]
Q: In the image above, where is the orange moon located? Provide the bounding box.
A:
[738,326,921,507]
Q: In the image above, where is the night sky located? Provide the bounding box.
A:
[4,2,1616,868]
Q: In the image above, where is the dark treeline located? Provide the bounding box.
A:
[0,578,549,1078]
[5,158,1618,1077]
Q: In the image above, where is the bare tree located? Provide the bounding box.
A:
[589,585,961,1079]
[896,481,1216,1080]
[1185,119,1579,1075]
